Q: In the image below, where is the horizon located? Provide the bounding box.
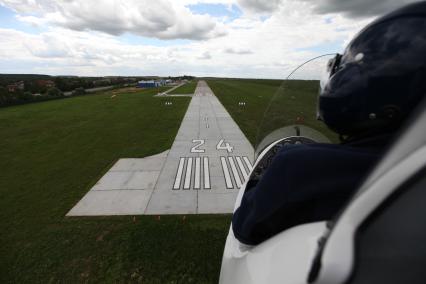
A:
[0,73,325,81]
[0,0,416,79]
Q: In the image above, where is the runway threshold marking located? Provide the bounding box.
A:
[243,156,253,172]
[173,157,185,190]
[173,156,253,190]
[183,158,193,190]
[203,157,211,189]
[228,156,243,188]
[236,156,249,180]
[173,156,220,190]
[194,157,201,189]
[221,157,233,189]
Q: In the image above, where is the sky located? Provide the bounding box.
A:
[0,0,418,78]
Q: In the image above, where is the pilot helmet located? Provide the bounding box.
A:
[318,2,426,137]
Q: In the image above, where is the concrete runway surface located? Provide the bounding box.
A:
[67,81,254,216]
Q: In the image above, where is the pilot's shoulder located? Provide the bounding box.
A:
[274,143,376,167]
[275,143,342,157]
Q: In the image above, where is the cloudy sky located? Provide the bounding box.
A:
[0,0,417,78]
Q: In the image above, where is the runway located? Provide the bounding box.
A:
[67,81,254,216]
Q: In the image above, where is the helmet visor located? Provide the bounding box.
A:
[254,54,339,158]
[320,53,342,93]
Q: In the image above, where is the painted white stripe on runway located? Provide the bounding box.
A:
[203,157,211,189]
[243,156,253,172]
[173,157,185,190]
[194,157,201,189]
[221,157,233,189]
[228,157,242,189]
[184,157,193,189]
[236,156,249,181]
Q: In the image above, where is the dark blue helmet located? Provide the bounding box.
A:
[318,1,426,136]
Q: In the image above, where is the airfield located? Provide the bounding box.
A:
[67,81,254,216]
[0,79,335,282]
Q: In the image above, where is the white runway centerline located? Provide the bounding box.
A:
[67,81,254,216]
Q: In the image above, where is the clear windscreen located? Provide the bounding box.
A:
[254,54,339,158]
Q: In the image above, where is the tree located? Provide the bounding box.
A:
[72,87,86,96]
[0,86,11,106]
[16,90,33,102]
[47,87,63,97]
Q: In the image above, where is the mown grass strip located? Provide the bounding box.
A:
[0,87,230,283]
[207,79,338,146]
[168,81,198,94]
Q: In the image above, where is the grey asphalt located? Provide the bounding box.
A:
[155,82,186,96]
[67,81,254,216]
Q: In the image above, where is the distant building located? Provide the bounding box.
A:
[138,80,165,88]
[93,78,112,86]
[7,85,16,92]
[37,80,55,88]
[7,81,25,92]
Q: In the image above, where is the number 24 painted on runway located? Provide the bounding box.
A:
[191,139,233,153]
[191,140,205,153]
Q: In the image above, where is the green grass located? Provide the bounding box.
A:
[168,81,198,94]
[1,78,339,282]
[207,79,338,146]
[0,87,230,283]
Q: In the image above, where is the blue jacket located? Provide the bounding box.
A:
[232,136,389,245]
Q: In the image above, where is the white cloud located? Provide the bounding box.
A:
[224,47,253,54]
[0,0,226,40]
[237,0,282,14]
[26,34,72,58]
[299,0,419,18]
[0,0,385,78]
[198,51,212,59]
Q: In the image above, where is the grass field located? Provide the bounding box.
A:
[0,87,230,283]
[168,81,198,94]
[207,79,338,146]
[1,78,338,283]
